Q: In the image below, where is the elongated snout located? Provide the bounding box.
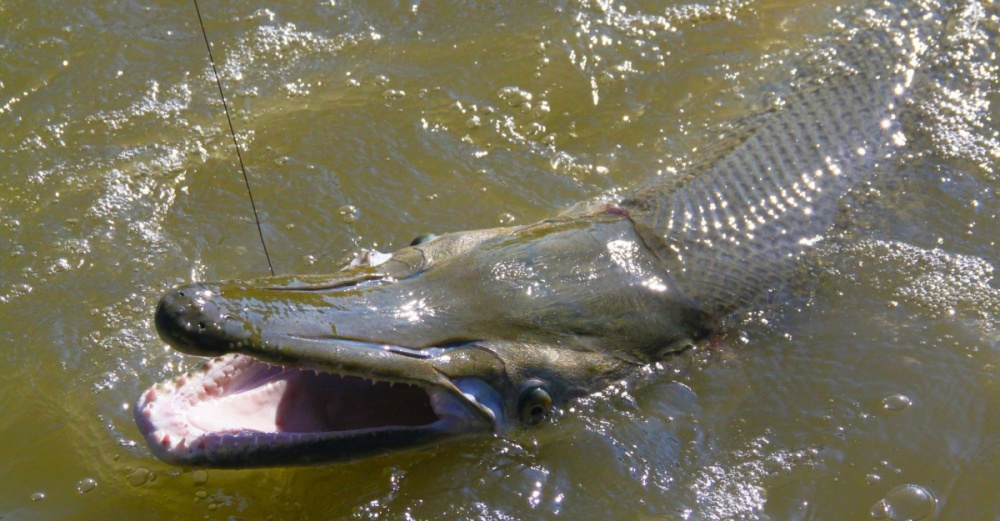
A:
[154,283,252,356]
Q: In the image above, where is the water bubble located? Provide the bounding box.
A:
[50,257,71,273]
[383,89,405,101]
[126,467,151,487]
[882,394,912,411]
[525,121,546,137]
[498,212,516,225]
[76,477,97,494]
[339,205,358,223]
[30,492,45,501]
[375,74,390,87]
[866,473,881,485]
[870,484,935,520]
[466,115,482,129]
[191,469,208,486]
[497,86,533,108]
[532,100,551,118]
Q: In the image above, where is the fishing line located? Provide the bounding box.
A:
[192,0,275,276]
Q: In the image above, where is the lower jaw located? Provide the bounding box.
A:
[135,354,495,467]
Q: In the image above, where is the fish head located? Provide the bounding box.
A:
[137,213,709,467]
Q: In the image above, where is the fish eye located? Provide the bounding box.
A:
[518,381,552,425]
[410,233,437,246]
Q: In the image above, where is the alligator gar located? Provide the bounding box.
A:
[135,2,959,467]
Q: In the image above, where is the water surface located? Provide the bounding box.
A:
[1,0,998,519]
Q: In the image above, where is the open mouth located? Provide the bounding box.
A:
[134,353,499,467]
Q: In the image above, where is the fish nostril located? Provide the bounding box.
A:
[198,321,206,330]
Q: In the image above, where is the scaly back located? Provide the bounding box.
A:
[621,3,948,314]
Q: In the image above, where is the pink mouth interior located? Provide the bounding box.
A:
[136,354,440,452]
[189,367,439,433]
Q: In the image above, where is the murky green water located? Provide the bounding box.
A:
[1,0,998,519]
